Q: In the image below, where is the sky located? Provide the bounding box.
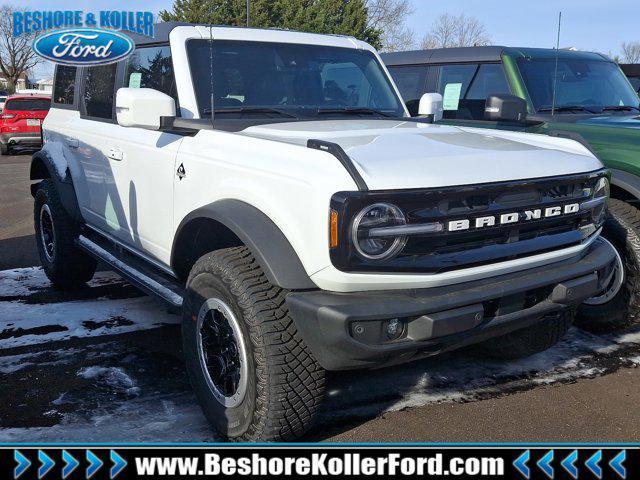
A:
[11,0,640,79]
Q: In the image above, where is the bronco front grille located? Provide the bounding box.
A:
[330,170,607,273]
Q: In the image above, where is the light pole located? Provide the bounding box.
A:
[246,0,250,27]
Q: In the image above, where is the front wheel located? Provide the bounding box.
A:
[182,247,325,441]
[576,198,640,333]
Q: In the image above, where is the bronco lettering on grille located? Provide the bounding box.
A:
[448,203,580,232]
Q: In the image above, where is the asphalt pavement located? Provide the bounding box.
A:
[2,152,640,442]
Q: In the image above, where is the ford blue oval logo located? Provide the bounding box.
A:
[32,28,134,66]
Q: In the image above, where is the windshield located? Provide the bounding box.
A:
[187,40,405,119]
[517,57,640,113]
[4,98,51,111]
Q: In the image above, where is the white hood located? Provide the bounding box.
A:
[240,120,603,190]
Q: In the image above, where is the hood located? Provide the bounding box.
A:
[574,113,640,129]
[239,120,602,190]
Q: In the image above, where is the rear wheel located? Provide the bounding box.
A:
[34,179,97,289]
[480,310,573,360]
[182,246,325,441]
[576,199,640,333]
[0,143,9,155]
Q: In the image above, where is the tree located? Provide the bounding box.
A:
[365,0,415,52]
[420,13,491,49]
[160,0,382,49]
[621,42,640,63]
[0,5,40,90]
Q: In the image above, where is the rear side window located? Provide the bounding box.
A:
[53,66,77,105]
[4,98,51,111]
[82,64,117,120]
[124,45,178,105]
[388,66,428,116]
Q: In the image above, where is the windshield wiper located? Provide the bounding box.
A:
[537,105,598,113]
[316,107,396,118]
[204,107,299,118]
[602,105,640,112]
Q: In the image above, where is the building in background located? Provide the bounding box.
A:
[0,72,28,92]
[34,78,53,92]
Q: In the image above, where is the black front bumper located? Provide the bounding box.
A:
[286,237,617,370]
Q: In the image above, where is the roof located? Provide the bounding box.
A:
[125,21,357,47]
[620,64,640,76]
[124,21,193,45]
[381,46,611,66]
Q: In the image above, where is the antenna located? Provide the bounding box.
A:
[551,11,562,116]
[209,25,215,127]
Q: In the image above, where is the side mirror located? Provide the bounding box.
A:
[418,93,443,122]
[484,94,527,123]
[116,88,176,130]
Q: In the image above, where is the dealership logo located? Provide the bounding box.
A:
[14,10,155,66]
[447,203,580,232]
[32,28,134,66]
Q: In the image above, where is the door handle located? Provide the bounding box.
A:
[64,137,79,148]
[107,147,124,161]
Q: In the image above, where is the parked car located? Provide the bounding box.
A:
[621,64,640,93]
[0,94,7,112]
[383,46,640,332]
[0,94,51,154]
[32,24,617,441]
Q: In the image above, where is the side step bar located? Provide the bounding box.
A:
[77,235,184,308]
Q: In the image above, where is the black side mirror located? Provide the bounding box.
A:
[484,94,528,123]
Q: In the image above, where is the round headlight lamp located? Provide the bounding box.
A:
[351,203,407,260]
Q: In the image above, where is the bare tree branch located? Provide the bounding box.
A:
[365,0,415,52]
[0,5,41,90]
[621,42,640,63]
[420,13,491,49]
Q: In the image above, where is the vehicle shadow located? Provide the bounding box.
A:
[0,234,38,270]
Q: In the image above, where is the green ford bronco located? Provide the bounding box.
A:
[383,46,640,331]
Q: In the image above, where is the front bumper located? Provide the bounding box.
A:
[286,237,617,370]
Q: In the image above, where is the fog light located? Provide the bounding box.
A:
[386,318,402,340]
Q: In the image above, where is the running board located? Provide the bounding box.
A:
[77,235,184,308]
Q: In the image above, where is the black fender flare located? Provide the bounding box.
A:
[172,199,317,290]
[30,149,83,222]
[609,169,640,201]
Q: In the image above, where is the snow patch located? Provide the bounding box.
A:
[78,366,140,396]
[0,394,215,442]
[0,296,178,349]
[0,267,122,298]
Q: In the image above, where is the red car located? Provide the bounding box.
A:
[0,94,51,155]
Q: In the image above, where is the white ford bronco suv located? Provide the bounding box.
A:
[32,23,617,441]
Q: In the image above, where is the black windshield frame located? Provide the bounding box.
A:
[186,39,406,121]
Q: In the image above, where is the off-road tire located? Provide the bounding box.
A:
[576,198,640,333]
[182,246,325,442]
[34,179,97,289]
[480,310,573,360]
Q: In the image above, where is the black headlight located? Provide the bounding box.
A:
[350,203,407,260]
